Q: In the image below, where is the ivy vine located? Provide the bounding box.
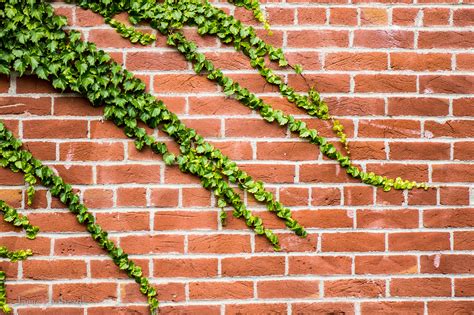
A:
[0,200,39,313]
[0,0,432,313]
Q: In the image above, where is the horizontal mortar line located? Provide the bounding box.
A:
[4,92,474,98]
[1,180,471,188]
[24,160,474,168]
[129,69,474,75]
[10,296,474,310]
[7,225,474,237]
[0,183,206,189]
[7,229,473,238]
[262,26,474,31]
[5,113,474,121]
[115,46,474,54]
[71,23,474,32]
[9,134,474,142]
[10,207,472,214]
[7,251,474,260]
[6,275,474,286]
[242,3,474,8]
[16,136,474,143]
[52,1,474,8]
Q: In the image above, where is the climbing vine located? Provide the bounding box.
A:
[0,199,39,312]
[0,0,432,313]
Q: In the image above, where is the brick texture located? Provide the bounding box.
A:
[1,1,473,314]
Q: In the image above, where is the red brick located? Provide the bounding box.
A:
[7,284,49,304]
[287,30,349,48]
[23,141,56,161]
[428,301,474,314]
[18,308,83,315]
[188,234,251,254]
[293,210,353,229]
[154,211,217,230]
[226,118,286,138]
[419,31,474,49]
[423,8,450,26]
[391,52,451,71]
[298,8,326,24]
[421,254,474,274]
[120,282,184,303]
[311,187,341,206]
[300,164,358,184]
[391,278,451,297]
[23,120,88,139]
[254,233,318,253]
[366,163,428,182]
[127,51,187,71]
[292,302,354,315]
[322,232,385,252]
[288,256,352,275]
[96,211,149,231]
[96,164,160,184]
[28,212,84,232]
[452,102,472,124]
[52,283,117,303]
[325,52,387,71]
[83,188,113,208]
[154,74,218,93]
[225,304,287,315]
[258,280,319,298]
[55,236,104,256]
[116,187,146,207]
[288,74,350,93]
[257,141,318,160]
[188,96,251,115]
[454,8,474,26]
[421,75,474,94]
[355,74,417,93]
[388,97,449,116]
[0,75,9,92]
[23,260,87,280]
[161,306,220,315]
[182,187,211,207]
[154,258,218,277]
[432,164,474,182]
[344,186,374,206]
[389,232,450,251]
[16,75,57,93]
[325,279,385,298]
[0,97,51,115]
[222,256,285,277]
[354,30,414,48]
[357,209,418,229]
[150,188,179,207]
[361,302,424,314]
[392,8,420,26]
[424,208,474,228]
[356,255,418,275]
[330,8,357,25]
[455,231,474,250]
[279,187,309,206]
[120,235,184,254]
[390,142,450,160]
[59,142,124,161]
[376,189,405,206]
[189,281,253,300]
[440,186,470,205]
[360,8,388,25]
[90,259,149,279]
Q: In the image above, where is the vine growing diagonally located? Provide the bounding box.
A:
[0,0,433,313]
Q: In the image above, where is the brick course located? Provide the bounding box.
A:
[1,1,474,314]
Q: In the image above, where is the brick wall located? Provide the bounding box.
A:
[1,1,473,314]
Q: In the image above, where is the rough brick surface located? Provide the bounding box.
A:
[1,1,473,314]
